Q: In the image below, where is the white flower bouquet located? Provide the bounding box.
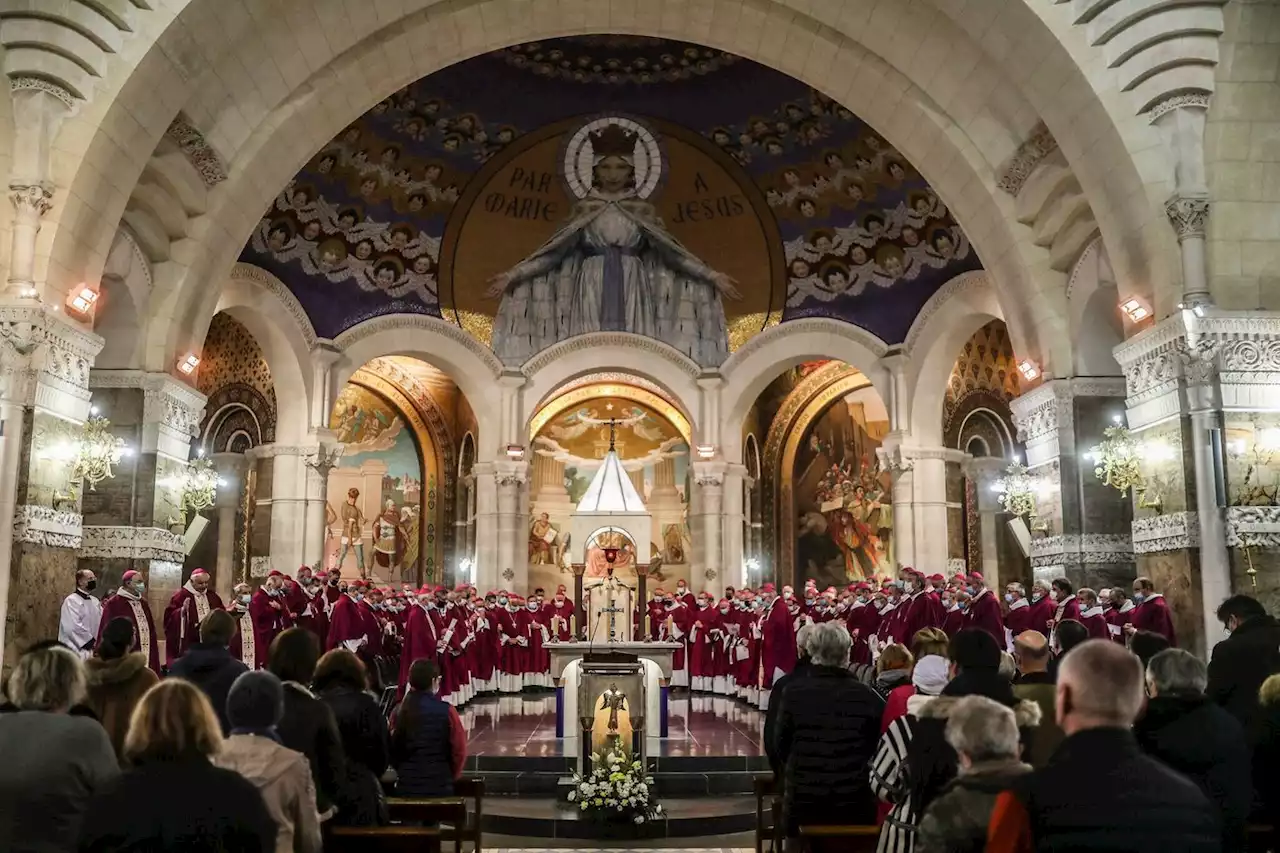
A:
[566,749,663,825]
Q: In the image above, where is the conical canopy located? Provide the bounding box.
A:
[576,449,647,513]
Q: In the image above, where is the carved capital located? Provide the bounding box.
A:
[1146,92,1210,123]
[9,182,53,217]
[1165,193,1211,242]
[9,77,76,109]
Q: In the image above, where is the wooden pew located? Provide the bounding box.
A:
[753,774,780,853]
[328,825,442,853]
[798,824,881,853]
[387,778,485,853]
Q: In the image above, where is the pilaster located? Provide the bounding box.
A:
[473,462,499,591]
[1010,377,1135,590]
[494,459,528,592]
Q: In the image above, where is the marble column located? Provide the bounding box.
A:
[473,462,499,591]
[6,81,71,300]
[301,435,340,571]
[78,371,206,661]
[1010,378,1136,590]
[0,306,103,665]
[692,461,726,593]
[720,464,747,598]
[211,453,249,602]
[495,461,527,591]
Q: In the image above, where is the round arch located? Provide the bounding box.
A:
[332,314,502,454]
[519,333,702,442]
[719,319,889,464]
[529,381,694,447]
[904,272,1005,448]
[212,266,316,445]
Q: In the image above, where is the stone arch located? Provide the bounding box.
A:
[1067,239,1125,378]
[905,273,1005,447]
[35,0,1163,389]
[720,319,889,465]
[331,315,503,455]
[95,229,152,370]
[213,265,315,445]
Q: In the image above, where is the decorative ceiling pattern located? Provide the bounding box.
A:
[198,312,277,451]
[942,320,1021,440]
[240,35,979,354]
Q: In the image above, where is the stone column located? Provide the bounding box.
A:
[1010,379,1136,589]
[692,461,726,593]
[6,81,72,300]
[211,453,248,603]
[472,462,499,591]
[495,461,527,591]
[877,439,917,570]
[301,435,340,570]
[0,306,103,664]
[966,458,1009,586]
[79,371,206,656]
[720,464,747,598]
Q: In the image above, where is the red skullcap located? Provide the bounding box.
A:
[268,570,284,579]
[433,585,447,594]
[928,573,945,583]
[122,570,141,584]
[969,571,985,582]
[190,568,209,578]
[719,599,731,607]
[855,582,872,591]
[761,583,777,593]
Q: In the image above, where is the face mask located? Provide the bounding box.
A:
[355,593,364,602]
[329,578,339,587]
[942,597,953,609]
[1031,592,1043,602]
[134,583,146,595]
[664,599,674,606]
[783,591,793,600]
[527,603,538,611]
[719,607,729,614]
[1004,593,1014,603]
[85,579,98,592]
[1132,594,1145,604]
[959,602,969,612]
[498,597,508,606]
[805,598,815,606]
[902,582,915,594]
[966,586,977,597]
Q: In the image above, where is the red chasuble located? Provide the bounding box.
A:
[964,588,1005,647]
[759,599,797,688]
[326,593,367,653]
[1132,594,1178,646]
[163,584,225,666]
[100,591,160,674]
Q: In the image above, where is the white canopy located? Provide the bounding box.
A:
[576,449,647,513]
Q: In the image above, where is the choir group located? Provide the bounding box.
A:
[83,564,1176,712]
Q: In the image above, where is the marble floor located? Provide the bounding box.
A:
[459,693,766,757]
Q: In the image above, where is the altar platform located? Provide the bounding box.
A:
[456,694,767,839]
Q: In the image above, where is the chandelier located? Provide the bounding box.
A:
[179,454,220,515]
[992,461,1046,528]
[1087,425,1145,495]
[72,414,127,490]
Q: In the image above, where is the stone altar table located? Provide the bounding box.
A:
[549,641,681,739]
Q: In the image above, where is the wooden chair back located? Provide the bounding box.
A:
[328,825,442,853]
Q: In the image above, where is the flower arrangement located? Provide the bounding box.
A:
[566,749,663,825]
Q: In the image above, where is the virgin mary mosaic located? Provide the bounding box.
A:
[486,116,740,367]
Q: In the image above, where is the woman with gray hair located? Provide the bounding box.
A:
[913,696,1031,853]
[771,620,886,842]
[0,645,119,852]
[1134,648,1251,850]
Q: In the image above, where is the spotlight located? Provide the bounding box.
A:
[1120,296,1151,324]
[695,444,716,460]
[505,444,525,461]
[177,353,200,375]
[68,285,99,314]
[1017,360,1040,381]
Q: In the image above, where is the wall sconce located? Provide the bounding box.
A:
[1016,360,1040,381]
[177,353,201,375]
[505,444,525,461]
[67,285,98,315]
[1120,296,1151,323]
[71,410,129,491]
[695,444,716,460]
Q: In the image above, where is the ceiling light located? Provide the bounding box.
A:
[696,444,716,460]
[1017,359,1040,381]
[177,353,200,375]
[505,444,525,461]
[1120,296,1152,324]
[68,285,99,314]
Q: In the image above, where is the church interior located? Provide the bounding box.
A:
[1,3,1278,847]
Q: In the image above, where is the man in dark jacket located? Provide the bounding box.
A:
[764,623,813,777]
[987,640,1220,853]
[773,621,884,837]
[1135,648,1251,850]
[168,610,248,733]
[1207,594,1280,733]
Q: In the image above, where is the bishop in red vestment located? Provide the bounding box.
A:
[758,584,796,710]
[1104,590,1135,643]
[326,580,370,653]
[689,593,722,692]
[900,569,947,641]
[1047,580,1082,637]
[296,568,330,646]
[1025,582,1056,634]
[674,580,696,610]
[99,570,160,674]
[547,585,575,641]
[163,568,225,667]
[495,593,524,693]
[249,571,292,665]
[399,589,440,688]
[1128,578,1177,646]
[522,598,551,688]
[1003,583,1035,650]
[1076,589,1110,640]
[963,573,1005,647]
[659,594,694,688]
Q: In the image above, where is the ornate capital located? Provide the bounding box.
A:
[9,182,53,217]
[9,77,76,109]
[875,445,914,474]
[1146,92,1210,123]
[165,114,228,186]
[1165,193,1211,242]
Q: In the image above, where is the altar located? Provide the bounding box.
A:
[549,640,682,765]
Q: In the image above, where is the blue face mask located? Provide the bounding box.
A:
[805,599,815,606]
[134,583,146,596]
[239,594,251,605]
[1132,594,1145,605]
[1004,593,1015,603]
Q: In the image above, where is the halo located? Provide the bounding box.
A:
[562,115,663,200]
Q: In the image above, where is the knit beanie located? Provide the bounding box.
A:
[226,670,285,729]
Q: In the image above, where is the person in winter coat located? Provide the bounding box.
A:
[764,624,813,776]
[83,616,160,763]
[76,679,276,853]
[170,609,249,734]
[214,671,322,853]
[914,696,1032,853]
[313,649,390,824]
[391,659,467,797]
[870,629,1041,853]
[1010,630,1063,767]
[267,628,349,822]
[0,645,119,853]
[882,628,949,732]
[1252,674,1280,851]
[1134,648,1252,850]
[1206,594,1280,734]
[774,622,885,838]
[872,644,914,701]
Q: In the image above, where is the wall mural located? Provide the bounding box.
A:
[326,383,434,584]
[792,391,893,588]
[240,35,980,364]
[527,393,690,594]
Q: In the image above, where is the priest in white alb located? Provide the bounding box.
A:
[59,569,103,660]
[164,567,225,667]
[99,570,160,674]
